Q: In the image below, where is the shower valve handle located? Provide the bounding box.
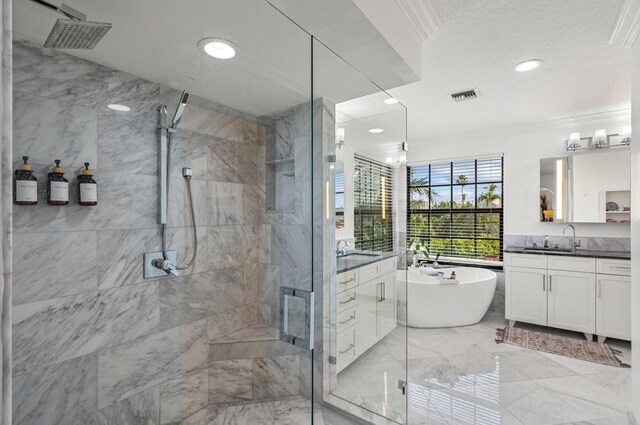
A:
[151,258,179,276]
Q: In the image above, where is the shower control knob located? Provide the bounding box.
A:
[151,258,179,276]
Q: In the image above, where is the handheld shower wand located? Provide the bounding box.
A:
[154,91,197,275]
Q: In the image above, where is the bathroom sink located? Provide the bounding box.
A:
[339,252,380,260]
[523,247,572,255]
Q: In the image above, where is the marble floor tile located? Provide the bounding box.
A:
[582,370,632,402]
[496,350,579,381]
[499,381,590,425]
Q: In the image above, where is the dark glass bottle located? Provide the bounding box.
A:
[47,159,69,206]
[78,162,97,206]
[14,156,38,205]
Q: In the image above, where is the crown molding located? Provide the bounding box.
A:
[610,0,640,48]
[393,0,441,41]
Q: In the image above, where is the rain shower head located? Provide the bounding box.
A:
[30,0,112,49]
[45,19,112,49]
[170,91,190,130]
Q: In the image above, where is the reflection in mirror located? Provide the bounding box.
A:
[539,149,630,223]
[335,161,345,229]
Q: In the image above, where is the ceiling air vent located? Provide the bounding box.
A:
[450,89,478,102]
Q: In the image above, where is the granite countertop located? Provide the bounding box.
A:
[336,251,397,273]
[504,246,631,260]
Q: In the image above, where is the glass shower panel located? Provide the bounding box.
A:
[11,1,314,424]
[313,39,408,423]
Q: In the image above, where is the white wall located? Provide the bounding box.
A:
[631,38,640,422]
[409,113,632,239]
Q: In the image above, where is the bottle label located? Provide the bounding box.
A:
[16,180,37,202]
[80,183,97,203]
[50,181,69,202]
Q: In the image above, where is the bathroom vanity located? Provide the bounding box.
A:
[335,253,397,372]
[504,248,631,342]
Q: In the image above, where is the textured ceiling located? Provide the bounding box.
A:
[389,0,630,142]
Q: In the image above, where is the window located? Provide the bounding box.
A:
[354,154,394,252]
[335,170,345,229]
[408,157,503,263]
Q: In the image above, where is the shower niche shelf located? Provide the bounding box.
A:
[266,156,296,212]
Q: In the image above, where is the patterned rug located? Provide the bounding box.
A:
[496,327,630,368]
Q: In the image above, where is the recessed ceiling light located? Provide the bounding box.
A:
[108,104,130,112]
[384,97,399,105]
[199,38,236,59]
[514,59,543,72]
[369,128,384,134]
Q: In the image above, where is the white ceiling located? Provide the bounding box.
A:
[13,0,415,117]
[388,0,631,142]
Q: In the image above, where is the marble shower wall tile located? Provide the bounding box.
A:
[97,319,208,409]
[14,90,97,168]
[206,225,258,271]
[13,282,160,374]
[167,177,208,228]
[13,231,98,305]
[209,359,253,404]
[97,112,158,176]
[159,269,244,330]
[13,353,97,425]
[160,365,209,425]
[207,138,238,183]
[73,386,160,425]
[207,307,250,342]
[253,355,301,399]
[207,181,244,226]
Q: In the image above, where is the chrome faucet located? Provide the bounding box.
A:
[336,240,349,257]
[151,257,179,276]
[562,224,581,253]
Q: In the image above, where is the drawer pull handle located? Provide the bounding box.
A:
[542,275,546,292]
[339,277,356,284]
[549,275,552,292]
[612,266,630,270]
[339,344,355,354]
[339,296,356,305]
[339,315,356,325]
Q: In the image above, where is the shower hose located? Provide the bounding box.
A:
[161,131,198,270]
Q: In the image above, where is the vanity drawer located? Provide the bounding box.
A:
[337,270,358,293]
[547,256,595,273]
[378,257,397,275]
[597,258,631,276]
[336,326,357,372]
[337,288,358,312]
[358,262,380,283]
[504,253,547,269]
[337,307,358,333]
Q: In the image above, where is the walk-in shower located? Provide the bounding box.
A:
[150,90,198,276]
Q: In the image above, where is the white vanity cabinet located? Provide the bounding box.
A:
[335,257,397,372]
[595,259,631,342]
[505,253,630,341]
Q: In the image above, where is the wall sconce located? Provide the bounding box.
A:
[589,128,609,149]
[566,132,581,151]
[621,125,632,146]
[335,128,345,149]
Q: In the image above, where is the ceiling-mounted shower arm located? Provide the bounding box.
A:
[29,0,87,21]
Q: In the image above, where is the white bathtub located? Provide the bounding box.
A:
[401,266,497,328]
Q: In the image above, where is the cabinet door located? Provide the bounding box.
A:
[377,272,396,339]
[596,275,631,340]
[547,270,596,334]
[355,280,379,356]
[505,267,547,326]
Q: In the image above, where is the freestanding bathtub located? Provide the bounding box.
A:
[401,266,497,328]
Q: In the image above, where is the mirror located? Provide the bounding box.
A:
[539,149,630,223]
[335,160,345,229]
